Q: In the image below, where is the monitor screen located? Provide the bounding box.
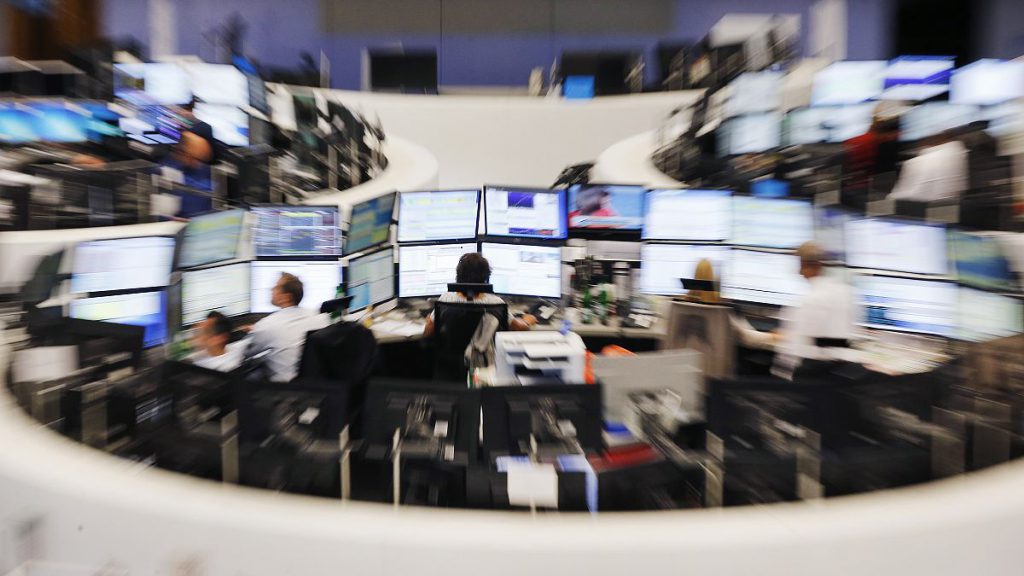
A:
[567,184,645,231]
[783,104,875,145]
[484,186,567,240]
[815,206,854,262]
[643,189,732,241]
[183,63,249,108]
[180,262,251,326]
[192,103,249,146]
[724,71,782,118]
[950,59,1024,106]
[731,197,813,249]
[811,60,887,106]
[855,275,956,337]
[70,290,168,348]
[347,248,395,311]
[845,218,948,276]
[25,102,88,143]
[0,103,37,143]
[880,56,955,101]
[899,102,978,142]
[252,205,341,258]
[722,250,807,306]
[480,242,562,298]
[639,244,731,296]
[250,261,342,313]
[346,193,396,255]
[956,288,1023,342]
[398,243,477,298]
[718,113,781,155]
[71,236,175,294]
[178,209,247,269]
[397,190,480,243]
[113,63,192,106]
[947,231,1016,292]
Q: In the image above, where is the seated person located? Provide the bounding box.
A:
[683,258,778,350]
[423,253,536,337]
[188,311,244,372]
[247,273,330,382]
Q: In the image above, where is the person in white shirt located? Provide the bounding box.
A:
[423,252,535,337]
[247,272,330,382]
[188,311,244,372]
[773,241,860,380]
[888,134,968,203]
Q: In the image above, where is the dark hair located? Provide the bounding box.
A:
[206,311,232,338]
[456,253,491,284]
[278,272,304,305]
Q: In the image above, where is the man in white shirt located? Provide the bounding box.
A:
[888,135,969,203]
[774,241,860,380]
[248,272,330,382]
[188,311,244,372]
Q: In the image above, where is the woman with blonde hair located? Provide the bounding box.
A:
[681,258,777,348]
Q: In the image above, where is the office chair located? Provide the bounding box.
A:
[431,301,509,382]
[664,300,736,379]
[298,321,378,433]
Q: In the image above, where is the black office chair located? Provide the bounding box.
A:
[298,321,378,433]
[432,300,509,382]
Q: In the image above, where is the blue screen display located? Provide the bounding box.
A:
[26,103,89,143]
[568,184,646,231]
[70,291,169,348]
[0,104,38,143]
[346,193,396,255]
[485,187,567,239]
[564,75,595,99]
[948,230,1017,292]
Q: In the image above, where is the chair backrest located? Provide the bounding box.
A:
[298,321,379,430]
[664,300,735,379]
[432,300,508,382]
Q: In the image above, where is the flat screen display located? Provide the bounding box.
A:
[879,56,955,101]
[70,290,168,348]
[481,242,562,298]
[567,184,645,231]
[181,262,251,326]
[484,186,566,240]
[252,205,341,258]
[731,197,813,249]
[855,275,956,337]
[947,231,1016,292]
[956,288,1023,342]
[722,250,807,306]
[643,189,732,241]
[71,237,175,294]
[345,193,395,255]
[639,244,730,296]
[783,104,875,145]
[179,209,247,269]
[845,218,948,276]
[250,261,342,313]
[113,63,192,106]
[347,248,395,310]
[397,190,480,243]
[398,243,477,298]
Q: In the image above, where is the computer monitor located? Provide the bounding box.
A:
[480,384,603,461]
[0,103,37,143]
[347,247,395,311]
[178,209,247,269]
[69,290,168,348]
[345,192,395,255]
[731,197,813,249]
[180,262,251,326]
[113,63,192,106]
[811,60,887,106]
[480,242,562,299]
[643,189,731,241]
[722,250,807,306]
[567,184,645,233]
[25,102,88,143]
[639,244,730,296]
[250,261,343,313]
[783,104,875,145]
[183,63,249,108]
[484,186,567,240]
[947,231,1017,292]
[899,102,978,142]
[398,243,477,298]
[724,71,782,118]
[638,242,729,295]
[71,236,175,294]
[956,288,1024,342]
[854,275,956,337]
[251,205,341,258]
[845,218,948,276]
[192,103,249,146]
[950,59,1024,106]
[815,206,854,262]
[879,56,955,101]
[397,190,480,243]
[717,113,782,156]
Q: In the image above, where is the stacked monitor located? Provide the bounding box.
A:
[484,186,566,240]
[844,218,947,276]
[721,250,807,307]
[567,184,645,234]
[639,244,730,296]
[347,248,396,311]
[643,189,731,242]
[481,243,562,299]
[70,291,168,349]
[250,260,342,313]
[879,56,955,101]
[181,263,251,326]
[397,190,482,298]
[345,193,395,255]
[732,197,813,249]
[178,209,247,269]
[251,205,341,258]
[855,275,957,337]
[398,243,477,298]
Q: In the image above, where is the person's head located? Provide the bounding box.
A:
[271,272,304,308]
[687,258,721,303]
[455,252,491,284]
[796,241,826,280]
[576,188,610,215]
[196,311,232,355]
[173,131,214,168]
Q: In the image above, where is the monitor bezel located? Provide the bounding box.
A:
[344,245,397,311]
[179,260,253,326]
[343,191,397,256]
[566,182,647,240]
[396,189,482,244]
[249,203,343,260]
[479,240,563,299]
[70,234,178,296]
[482,184,568,242]
[641,188,733,242]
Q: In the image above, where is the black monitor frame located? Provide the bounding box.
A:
[396,189,481,246]
[175,207,248,271]
[250,204,343,260]
[343,191,397,256]
[478,240,564,300]
[343,245,397,312]
[566,182,647,241]
[481,184,567,244]
[70,234,177,296]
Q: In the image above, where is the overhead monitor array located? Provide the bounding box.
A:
[251,205,341,258]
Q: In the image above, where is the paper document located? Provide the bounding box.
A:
[505,461,558,509]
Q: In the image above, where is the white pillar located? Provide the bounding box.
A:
[149,0,178,59]
[810,0,847,63]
